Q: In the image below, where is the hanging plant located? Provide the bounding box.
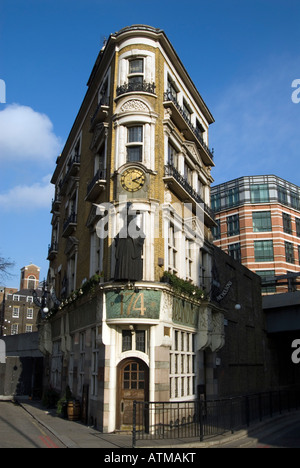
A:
[161,271,206,301]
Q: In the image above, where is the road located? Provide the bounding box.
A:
[0,401,65,448]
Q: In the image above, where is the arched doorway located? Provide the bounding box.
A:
[116,358,149,430]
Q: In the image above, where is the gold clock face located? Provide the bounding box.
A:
[121,168,145,192]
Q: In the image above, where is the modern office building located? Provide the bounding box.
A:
[41,24,227,432]
[211,175,300,294]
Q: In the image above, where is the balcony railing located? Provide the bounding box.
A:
[163,91,214,162]
[90,95,110,126]
[164,164,215,222]
[116,81,156,97]
[86,169,107,201]
[59,154,80,194]
[47,241,58,260]
[62,212,77,237]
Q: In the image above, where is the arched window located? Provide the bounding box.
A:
[27,275,36,289]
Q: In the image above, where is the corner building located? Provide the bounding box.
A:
[42,25,224,432]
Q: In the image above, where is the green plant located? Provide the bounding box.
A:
[56,386,73,417]
[161,271,206,300]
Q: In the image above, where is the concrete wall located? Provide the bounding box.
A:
[0,333,43,399]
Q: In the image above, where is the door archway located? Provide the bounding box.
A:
[116,358,149,430]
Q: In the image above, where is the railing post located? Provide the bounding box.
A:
[199,399,204,442]
[245,395,250,427]
[132,400,137,448]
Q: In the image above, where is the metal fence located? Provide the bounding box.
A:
[132,388,300,447]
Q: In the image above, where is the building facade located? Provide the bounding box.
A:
[0,264,41,336]
[211,175,300,294]
[41,25,226,432]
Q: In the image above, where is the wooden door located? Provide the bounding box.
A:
[117,358,148,429]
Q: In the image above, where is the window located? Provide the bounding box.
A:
[27,308,33,319]
[168,142,179,169]
[167,77,177,101]
[252,211,272,232]
[296,218,300,237]
[282,213,292,234]
[127,125,143,162]
[25,325,32,333]
[12,307,19,318]
[122,329,146,353]
[184,160,193,186]
[185,238,193,281]
[27,275,36,289]
[122,330,132,352]
[256,270,276,293]
[11,324,18,335]
[285,241,295,264]
[170,331,196,399]
[227,187,239,207]
[278,187,288,205]
[291,192,300,210]
[211,193,221,211]
[78,332,85,395]
[168,223,178,273]
[212,219,221,240]
[128,58,144,87]
[91,328,98,397]
[250,184,269,203]
[227,214,240,236]
[228,243,241,262]
[182,99,192,123]
[254,240,274,262]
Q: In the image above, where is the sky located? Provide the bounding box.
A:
[0,0,300,286]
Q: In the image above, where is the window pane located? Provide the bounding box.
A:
[129,59,143,74]
[122,330,132,352]
[136,330,145,352]
[128,126,143,142]
[251,184,269,203]
[254,240,274,262]
[252,212,272,232]
[127,146,142,162]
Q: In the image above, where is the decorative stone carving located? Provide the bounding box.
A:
[120,99,149,113]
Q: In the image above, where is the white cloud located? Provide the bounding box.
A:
[0,174,54,212]
[0,104,62,163]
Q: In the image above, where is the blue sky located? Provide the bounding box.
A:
[1,0,300,285]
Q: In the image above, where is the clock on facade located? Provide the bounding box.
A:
[121,168,145,192]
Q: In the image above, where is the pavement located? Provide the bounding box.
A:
[14,397,300,449]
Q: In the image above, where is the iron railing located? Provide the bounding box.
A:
[132,388,300,447]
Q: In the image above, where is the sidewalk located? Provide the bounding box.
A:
[16,398,300,449]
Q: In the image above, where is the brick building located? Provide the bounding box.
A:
[0,264,41,335]
[211,175,300,294]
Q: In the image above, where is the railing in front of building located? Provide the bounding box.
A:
[164,163,215,220]
[163,91,214,161]
[116,81,156,97]
[132,387,300,447]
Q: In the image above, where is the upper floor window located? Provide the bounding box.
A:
[253,211,272,232]
[227,187,239,207]
[251,184,269,203]
[254,240,274,262]
[282,212,292,234]
[227,214,240,236]
[128,58,144,86]
[167,78,178,101]
[127,125,143,162]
